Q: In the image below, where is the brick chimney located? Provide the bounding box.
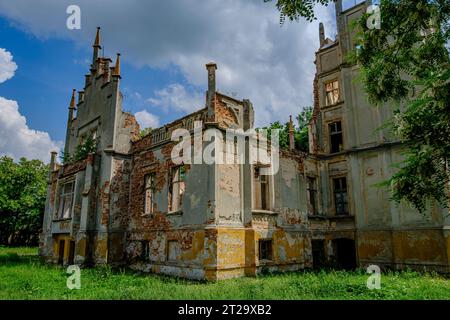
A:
[206,62,217,120]
[319,22,325,47]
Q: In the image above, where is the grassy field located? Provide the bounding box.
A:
[0,246,449,300]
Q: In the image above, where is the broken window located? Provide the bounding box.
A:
[329,121,343,154]
[259,239,273,261]
[253,167,270,211]
[325,80,340,106]
[333,177,349,216]
[57,180,75,219]
[144,173,156,215]
[168,166,186,212]
[307,177,318,215]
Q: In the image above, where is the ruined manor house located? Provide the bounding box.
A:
[39,1,450,280]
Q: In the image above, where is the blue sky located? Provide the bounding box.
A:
[0,17,200,143]
[0,0,366,162]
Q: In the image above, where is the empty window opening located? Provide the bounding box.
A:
[259,239,273,261]
[329,122,343,154]
[254,167,270,211]
[68,241,75,265]
[58,240,65,265]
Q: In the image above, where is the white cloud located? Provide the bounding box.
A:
[135,110,160,129]
[0,48,17,84]
[0,48,61,162]
[0,0,336,126]
[0,96,62,162]
[147,84,203,114]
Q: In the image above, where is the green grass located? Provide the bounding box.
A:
[0,246,449,300]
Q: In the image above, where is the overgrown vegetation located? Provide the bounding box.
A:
[60,134,98,164]
[266,0,450,213]
[139,127,153,139]
[1,247,449,300]
[0,158,48,246]
[259,106,312,152]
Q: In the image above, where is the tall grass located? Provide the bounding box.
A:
[0,247,448,300]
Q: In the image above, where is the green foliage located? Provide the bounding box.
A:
[1,247,450,299]
[267,0,450,213]
[139,127,153,138]
[61,135,98,164]
[0,157,49,246]
[259,106,312,152]
[355,0,450,212]
[264,0,332,23]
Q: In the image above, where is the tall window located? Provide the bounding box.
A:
[329,121,343,154]
[254,167,270,210]
[333,177,349,216]
[325,80,340,106]
[57,181,75,219]
[168,166,186,212]
[259,239,273,261]
[144,173,156,215]
[307,177,318,215]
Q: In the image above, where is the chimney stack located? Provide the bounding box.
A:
[50,151,58,172]
[319,22,325,47]
[289,115,295,151]
[92,27,101,71]
[206,62,217,120]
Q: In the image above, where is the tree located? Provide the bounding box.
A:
[266,0,450,213]
[260,106,313,152]
[0,156,49,246]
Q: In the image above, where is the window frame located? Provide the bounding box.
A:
[259,239,273,261]
[144,172,156,216]
[333,177,349,216]
[325,80,340,106]
[307,177,318,215]
[56,179,75,220]
[329,121,344,154]
[168,165,186,213]
[253,167,271,211]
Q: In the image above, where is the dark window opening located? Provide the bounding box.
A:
[259,239,273,261]
[329,122,343,154]
[68,241,75,265]
[312,240,326,269]
[333,177,349,216]
[141,240,149,261]
[334,238,357,270]
[58,240,65,265]
[307,177,318,215]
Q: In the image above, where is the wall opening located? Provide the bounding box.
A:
[259,239,273,261]
[312,240,326,269]
[334,238,357,270]
[58,239,65,265]
[68,241,75,265]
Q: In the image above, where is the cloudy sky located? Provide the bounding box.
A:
[0,0,360,162]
